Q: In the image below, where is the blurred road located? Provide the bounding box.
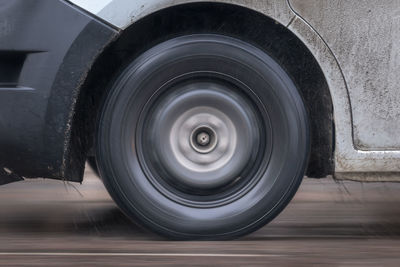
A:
[1,167,400,266]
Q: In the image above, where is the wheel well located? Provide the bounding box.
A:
[72,2,334,178]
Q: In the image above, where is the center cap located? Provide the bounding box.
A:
[190,125,218,154]
[196,132,210,146]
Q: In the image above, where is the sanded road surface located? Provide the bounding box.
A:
[1,167,400,266]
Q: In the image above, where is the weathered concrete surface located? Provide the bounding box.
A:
[1,167,400,265]
[290,0,400,150]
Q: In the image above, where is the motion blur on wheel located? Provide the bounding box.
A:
[95,34,309,240]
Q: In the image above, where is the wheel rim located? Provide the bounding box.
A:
[137,72,271,206]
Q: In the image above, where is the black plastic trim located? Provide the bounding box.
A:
[0,0,118,183]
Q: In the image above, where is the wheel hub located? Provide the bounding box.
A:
[190,126,217,153]
[196,131,210,146]
[141,78,263,197]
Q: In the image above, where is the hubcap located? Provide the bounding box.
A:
[138,74,266,203]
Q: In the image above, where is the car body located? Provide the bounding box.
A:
[0,0,399,238]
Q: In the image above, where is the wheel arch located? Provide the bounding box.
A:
[70,1,334,179]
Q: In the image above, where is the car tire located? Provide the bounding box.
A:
[96,34,309,240]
